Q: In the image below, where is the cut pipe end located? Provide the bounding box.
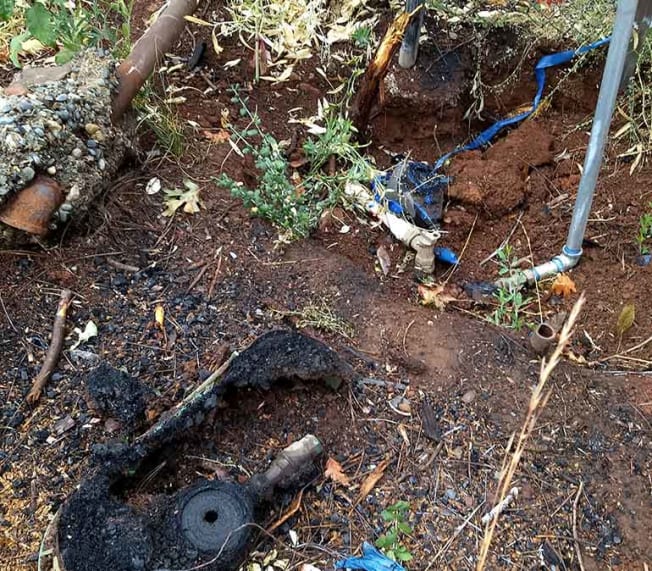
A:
[530,322,555,356]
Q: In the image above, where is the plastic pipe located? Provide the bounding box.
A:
[498,0,639,290]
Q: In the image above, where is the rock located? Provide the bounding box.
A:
[47,166,57,175]
[3,83,28,97]
[7,411,25,428]
[70,349,101,365]
[461,389,476,404]
[53,415,75,435]
[11,62,74,88]
[398,400,412,414]
[20,166,35,181]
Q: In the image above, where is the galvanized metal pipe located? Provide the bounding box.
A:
[499,0,639,289]
[399,0,425,69]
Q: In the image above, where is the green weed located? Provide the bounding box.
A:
[215,85,371,241]
[375,500,414,564]
[2,0,133,67]
[351,25,373,49]
[635,203,652,255]
[135,90,185,157]
[488,245,532,330]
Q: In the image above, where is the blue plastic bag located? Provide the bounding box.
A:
[335,543,406,571]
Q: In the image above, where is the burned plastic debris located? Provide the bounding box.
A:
[42,330,355,571]
[85,362,155,433]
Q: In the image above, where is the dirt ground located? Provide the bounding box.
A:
[1,2,652,571]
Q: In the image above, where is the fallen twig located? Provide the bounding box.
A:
[106,257,140,273]
[481,487,519,525]
[572,481,586,571]
[207,252,223,300]
[27,289,73,405]
[479,211,524,266]
[267,489,304,533]
[0,291,17,332]
[186,263,209,294]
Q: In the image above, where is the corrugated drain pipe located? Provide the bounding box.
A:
[497,0,639,290]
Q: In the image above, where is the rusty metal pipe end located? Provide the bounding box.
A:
[0,176,64,235]
[529,322,556,356]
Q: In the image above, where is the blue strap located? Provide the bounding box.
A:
[432,36,611,171]
[372,36,610,226]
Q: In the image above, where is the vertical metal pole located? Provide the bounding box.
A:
[563,0,639,259]
[399,0,425,68]
[620,0,652,89]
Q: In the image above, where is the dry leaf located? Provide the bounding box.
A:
[203,129,230,143]
[397,423,410,447]
[145,408,159,422]
[551,273,576,298]
[163,179,203,216]
[616,303,636,337]
[418,284,456,310]
[356,458,389,504]
[220,108,230,128]
[325,457,350,486]
[155,305,165,329]
[70,320,98,350]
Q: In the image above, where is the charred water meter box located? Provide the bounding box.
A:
[43,330,355,571]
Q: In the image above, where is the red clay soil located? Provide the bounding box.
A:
[1,3,652,571]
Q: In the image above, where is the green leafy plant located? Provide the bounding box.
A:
[215,85,371,241]
[375,500,414,564]
[351,25,372,49]
[635,204,652,255]
[488,244,532,330]
[3,0,133,67]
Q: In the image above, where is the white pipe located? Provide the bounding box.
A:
[498,0,639,290]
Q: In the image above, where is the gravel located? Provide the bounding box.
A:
[0,49,135,239]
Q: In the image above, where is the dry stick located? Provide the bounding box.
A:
[27,289,73,405]
[185,263,209,294]
[604,332,652,360]
[476,293,585,571]
[443,213,478,285]
[572,481,586,571]
[267,488,304,533]
[519,220,544,324]
[207,250,223,300]
[479,211,524,266]
[106,257,140,273]
[0,291,17,332]
[350,10,413,135]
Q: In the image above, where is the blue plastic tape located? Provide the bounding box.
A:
[335,543,406,571]
[431,36,611,172]
[374,36,611,219]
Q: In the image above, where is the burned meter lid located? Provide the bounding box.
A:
[177,481,255,557]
